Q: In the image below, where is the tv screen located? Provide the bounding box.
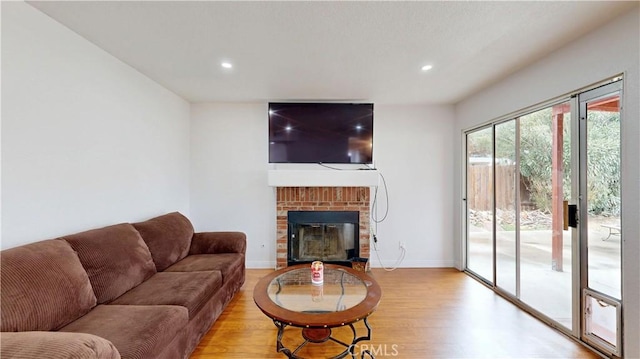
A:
[269,102,374,164]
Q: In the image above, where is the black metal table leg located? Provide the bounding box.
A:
[348,317,374,359]
[272,317,375,359]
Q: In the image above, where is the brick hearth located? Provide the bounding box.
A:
[276,186,370,269]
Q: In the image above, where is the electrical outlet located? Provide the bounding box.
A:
[399,241,406,250]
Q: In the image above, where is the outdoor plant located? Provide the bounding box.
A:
[468,108,620,216]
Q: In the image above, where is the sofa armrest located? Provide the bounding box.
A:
[1,331,120,359]
[189,231,247,255]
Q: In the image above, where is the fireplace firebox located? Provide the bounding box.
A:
[288,211,359,267]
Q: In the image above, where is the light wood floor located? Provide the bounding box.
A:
[191,268,600,359]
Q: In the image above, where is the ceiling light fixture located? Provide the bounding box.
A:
[221,62,233,69]
[421,65,433,72]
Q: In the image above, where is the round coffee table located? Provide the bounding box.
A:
[253,264,382,359]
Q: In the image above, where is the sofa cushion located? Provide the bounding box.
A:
[110,271,222,319]
[61,223,157,304]
[132,212,194,272]
[189,231,247,255]
[0,240,97,332]
[60,305,188,359]
[164,253,244,283]
[0,331,120,359]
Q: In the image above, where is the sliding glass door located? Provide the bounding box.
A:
[465,101,573,328]
[464,78,624,356]
[518,102,573,329]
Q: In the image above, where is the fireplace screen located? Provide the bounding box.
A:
[288,211,359,265]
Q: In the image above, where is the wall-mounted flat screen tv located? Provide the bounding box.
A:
[269,102,373,164]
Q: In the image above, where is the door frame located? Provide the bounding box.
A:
[577,80,624,356]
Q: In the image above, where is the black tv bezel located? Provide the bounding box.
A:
[268,102,374,165]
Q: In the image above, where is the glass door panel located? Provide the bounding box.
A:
[466,127,494,283]
[495,120,517,295]
[585,93,622,299]
[518,102,573,329]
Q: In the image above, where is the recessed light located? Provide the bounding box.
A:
[221,62,233,69]
[421,65,433,72]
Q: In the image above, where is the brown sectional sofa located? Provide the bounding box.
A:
[0,212,246,359]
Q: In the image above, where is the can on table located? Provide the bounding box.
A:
[311,261,324,285]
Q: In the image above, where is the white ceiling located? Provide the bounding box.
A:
[27,1,638,105]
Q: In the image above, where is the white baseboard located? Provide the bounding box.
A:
[246,260,276,269]
[368,259,455,268]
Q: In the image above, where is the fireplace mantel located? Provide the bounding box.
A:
[267,169,379,187]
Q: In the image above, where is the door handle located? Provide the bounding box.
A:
[563,200,569,230]
[567,204,578,228]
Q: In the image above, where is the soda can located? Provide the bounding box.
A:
[311,261,324,285]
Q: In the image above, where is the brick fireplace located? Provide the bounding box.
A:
[276,186,370,269]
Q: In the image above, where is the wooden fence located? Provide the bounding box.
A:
[467,164,517,211]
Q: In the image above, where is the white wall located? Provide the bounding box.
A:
[190,103,455,269]
[190,103,275,268]
[454,9,639,358]
[370,105,455,268]
[1,2,191,248]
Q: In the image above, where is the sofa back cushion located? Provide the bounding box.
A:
[62,223,156,304]
[132,212,194,272]
[0,240,97,331]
